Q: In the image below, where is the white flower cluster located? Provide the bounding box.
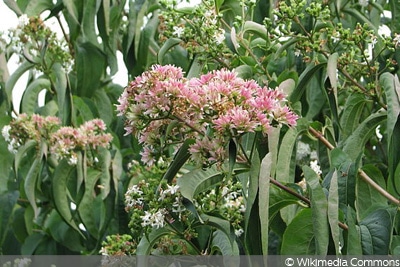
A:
[125,184,146,209]
[2,125,20,153]
[141,209,167,229]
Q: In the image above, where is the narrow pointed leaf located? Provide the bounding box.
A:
[52,160,82,236]
[177,166,224,202]
[304,166,329,255]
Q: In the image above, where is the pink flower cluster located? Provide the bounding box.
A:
[50,119,113,165]
[2,114,113,165]
[117,64,298,166]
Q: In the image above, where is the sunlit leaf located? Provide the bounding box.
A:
[328,171,340,254]
[177,166,224,202]
[303,166,329,255]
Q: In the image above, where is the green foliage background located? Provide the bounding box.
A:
[0,0,400,255]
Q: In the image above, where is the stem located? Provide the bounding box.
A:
[309,126,400,206]
[269,178,349,230]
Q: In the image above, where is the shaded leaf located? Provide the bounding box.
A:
[281,208,316,255]
[359,208,396,255]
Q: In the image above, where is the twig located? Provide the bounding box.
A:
[269,178,349,230]
[308,126,400,206]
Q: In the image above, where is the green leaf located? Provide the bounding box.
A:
[14,140,37,179]
[281,208,316,255]
[162,139,194,183]
[303,166,329,255]
[177,166,224,202]
[290,63,326,103]
[276,118,309,183]
[342,110,387,161]
[92,89,113,126]
[211,229,239,257]
[24,0,54,16]
[328,171,340,254]
[243,150,261,254]
[379,73,399,141]
[328,148,357,209]
[5,61,34,107]
[339,93,368,141]
[200,213,234,242]
[228,139,237,178]
[44,210,85,252]
[187,56,203,78]
[344,207,363,255]
[269,186,301,221]
[243,21,268,40]
[136,227,171,255]
[24,157,42,219]
[0,191,19,248]
[259,153,271,255]
[52,160,82,236]
[359,208,396,255]
[77,168,102,238]
[4,0,23,15]
[21,232,45,255]
[21,78,51,114]
[98,148,111,199]
[356,165,388,221]
[81,0,100,45]
[157,38,182,65]
[327,52,339,98]
[75,42,107,98]
[62,0,80,25]
[50,63,68,124]
[342,8,378,32]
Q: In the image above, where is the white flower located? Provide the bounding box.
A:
[164,184,179,195]
[172,26,184,38]
[394,34,400,48]
[358,0,369,7]
[235,228,244,237]
[310,160,322,176]
[68,154,78,165]
[331,32,340,43]
[141,209,166,229]
[296,141,311,160]
[18,14,29,28]
[2,125,11,142]
[214,29,225,45]
[294,50,301,57]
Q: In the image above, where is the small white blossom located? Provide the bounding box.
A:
[214,29,225,44]
[2,125,11,142]
[296,141,311,160]
[394,34,400,48]
[18,14,30,28]
[172,26,184,38]
[358,0,369,7]
[331,32,340,43]
[235,228,244,237]
[68,154,78,165]
[141,209,166,228]
[310,160,322,176]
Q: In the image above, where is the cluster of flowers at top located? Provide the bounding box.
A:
[117,64,298,166]
[2,114,113,165]
[0,14,72,73]
[158,0,232,64]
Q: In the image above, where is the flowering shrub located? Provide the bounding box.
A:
[117,64,297,166]
[2,0,400,257]
[2,114,113,165]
